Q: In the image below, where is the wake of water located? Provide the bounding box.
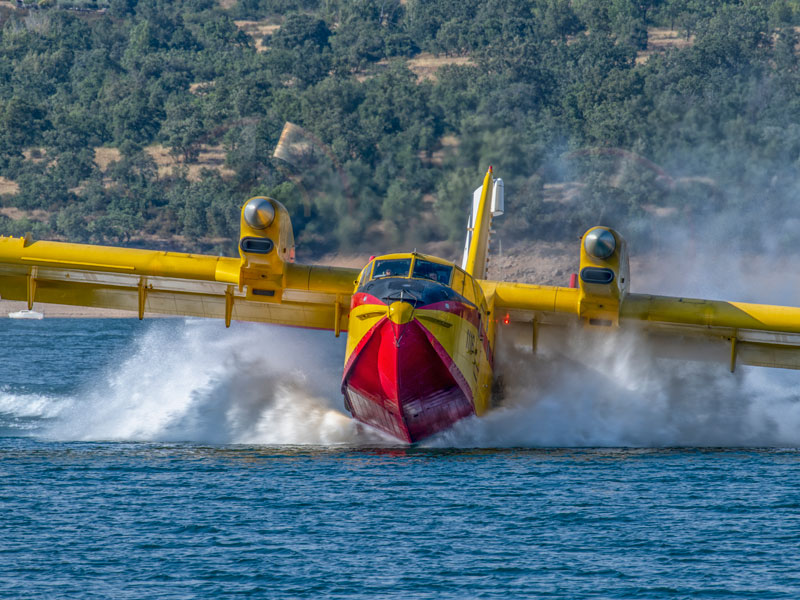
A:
[1,317,799,447]
[0,320,391,445]
[433,326,800,447]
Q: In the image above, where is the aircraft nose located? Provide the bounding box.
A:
[387,301,414,325]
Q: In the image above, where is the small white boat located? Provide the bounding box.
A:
[8,309,44,320]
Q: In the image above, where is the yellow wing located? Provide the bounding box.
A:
[0,198,360,333]
[482,227,800,372]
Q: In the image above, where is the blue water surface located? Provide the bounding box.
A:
[0,318,799,599]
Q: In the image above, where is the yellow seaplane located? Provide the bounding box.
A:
[2,167,800,443]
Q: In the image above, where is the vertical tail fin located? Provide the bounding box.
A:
[461,167,504,279]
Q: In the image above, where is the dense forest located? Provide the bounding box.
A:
[2,0,800,259]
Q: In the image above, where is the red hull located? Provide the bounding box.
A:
[342,318,474,443]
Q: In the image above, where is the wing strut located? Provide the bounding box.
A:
[225,285,235,328]
[138,276,147,320]
[27,266,37,310]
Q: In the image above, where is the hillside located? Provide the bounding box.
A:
[1,1,799,261]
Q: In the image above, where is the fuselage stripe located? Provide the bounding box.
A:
[342,315,387,387]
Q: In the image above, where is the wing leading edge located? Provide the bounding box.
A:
[0,199,360,333]
[483,227,800,372]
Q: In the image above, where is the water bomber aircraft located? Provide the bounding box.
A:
[2,167,800,443]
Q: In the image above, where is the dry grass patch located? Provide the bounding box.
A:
[407,53,475,81]
[94,147,121,172]
[0,177,19,195]
[543,182,586,204]
[358,55,473,83]
[145,144,235,181]
[421,135,460,166]
[0,207,48,221]
[488,240,578,286]
[189,146,235,180]
[637,28,694,64]
[234,20,280,52]
[145,144,173,168]
[189,81,215,95]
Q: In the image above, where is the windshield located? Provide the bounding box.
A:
[412,259,453,285]
[372,258,412,279]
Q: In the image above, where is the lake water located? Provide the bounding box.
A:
[1,318,799,598]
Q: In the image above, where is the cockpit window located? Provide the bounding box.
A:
[358,263,371,287]
[412,259,453,285]
[372,258,411,279]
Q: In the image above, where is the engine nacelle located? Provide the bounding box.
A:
[237,197,296,300]
[577,227,629,326]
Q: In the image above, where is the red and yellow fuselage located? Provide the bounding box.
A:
[341,253,494,442]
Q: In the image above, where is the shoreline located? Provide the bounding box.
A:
[0,300,170,319]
